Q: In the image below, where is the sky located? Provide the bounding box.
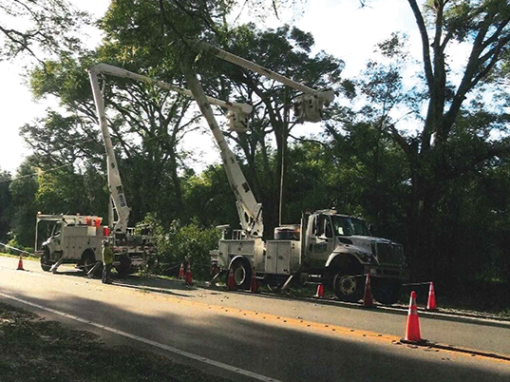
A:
[0,0,443,175]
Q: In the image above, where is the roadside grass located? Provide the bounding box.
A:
[0,302,230,382]
[0,251,39,262]
[426,280,510,319]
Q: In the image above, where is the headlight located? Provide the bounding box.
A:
[356,251,374,263]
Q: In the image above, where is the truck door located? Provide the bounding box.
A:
[311,215,335,261]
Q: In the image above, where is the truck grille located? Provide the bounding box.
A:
[373,242,404,265]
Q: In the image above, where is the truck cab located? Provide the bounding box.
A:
[304,210,409,304]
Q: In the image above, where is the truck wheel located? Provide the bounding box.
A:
[115,255,132,278]
[82,251,102,278]
[230,260,252,290]
[40,248,51,272]
[333,272,364,302]
[372,279,403,305]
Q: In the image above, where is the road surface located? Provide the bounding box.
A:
[1,256,509,382]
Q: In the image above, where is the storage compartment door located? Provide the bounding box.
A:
[264,242,278,274]
[275,242,291,275]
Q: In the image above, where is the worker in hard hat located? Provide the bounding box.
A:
[102,239,114,284]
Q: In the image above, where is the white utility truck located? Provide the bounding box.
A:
[33,64,161,276]
[74,44,408,303]
[35,214,108,275]
[179,45,410,305]
[35,213,151,276]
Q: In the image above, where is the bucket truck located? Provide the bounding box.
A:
[185,45,410,305]
[35,214,110,275]
[33,67,158,277]
[76,52,407,304]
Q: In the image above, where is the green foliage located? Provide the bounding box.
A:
[182,165,238,228]
[4,238,33,255]
[0,0,89,62]
[2,0,510,294]
[8,160,39,247]
[144,214,220,280]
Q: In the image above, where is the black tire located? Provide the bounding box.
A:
[230,260,252,290]
[372,278,403,305]
[115,254,132,278]
[40,248,51,272]
[333,272,364,302]
[82,251,102,278]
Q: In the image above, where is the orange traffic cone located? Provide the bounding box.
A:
[314,283,325,298]
[426,282,437,311]
[178,263,185,280]
[227,268,237,291]
[402,291,426,344]
[17,255,25,271]
[363,274,374,308]
[185,263,193,287]
[250,267,259,293]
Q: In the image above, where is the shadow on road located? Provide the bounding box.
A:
[1,286,509,382]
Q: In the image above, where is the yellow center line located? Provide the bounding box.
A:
[122,287,510,365]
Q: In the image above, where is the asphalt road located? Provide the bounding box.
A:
[1,256,509,382]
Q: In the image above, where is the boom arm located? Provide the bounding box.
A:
[203,44,335,123]
[89,68,130,234]
[182,67,263,237]
[209,45,335,102]
[88,63,263,237]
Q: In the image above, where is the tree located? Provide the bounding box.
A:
[202,23,344,236]
[0,0,88,62]
[8,159,39,247]
[23,46,201,226]
[0,169,12,241]
[344,0,510,280]
[183,165,238,228]
[102,1,345,236]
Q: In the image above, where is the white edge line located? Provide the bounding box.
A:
[0,292,282,382]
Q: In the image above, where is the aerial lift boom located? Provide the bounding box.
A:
[203,43,335,123]
[89,68,130,234]
[88,64,263,237]
[89,42,335,237]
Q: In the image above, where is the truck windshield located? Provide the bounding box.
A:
[331,216,369,236]
[52,223,62,237]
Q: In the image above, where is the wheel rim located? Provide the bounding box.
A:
[234,266,246,285]
[338,275,357,296]
[84,256,94,272]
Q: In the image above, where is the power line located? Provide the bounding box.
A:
[0,163,75,185]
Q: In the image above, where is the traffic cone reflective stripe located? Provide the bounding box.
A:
[363,274,374,308]
[250,267,259,293]
[178,263,185,280]
[314,284,325,298]
[185,263,193,286]
[227,268,237,291]
[402,291,426,344]
[17,255,24,271]
[426,282,437,311]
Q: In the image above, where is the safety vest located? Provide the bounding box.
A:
[102,246,114,265]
